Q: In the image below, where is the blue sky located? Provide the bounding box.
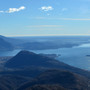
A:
[0,0,90,36]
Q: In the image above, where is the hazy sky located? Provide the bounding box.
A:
[0,0,90,36]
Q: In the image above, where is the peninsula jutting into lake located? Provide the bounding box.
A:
[0,0,90,89]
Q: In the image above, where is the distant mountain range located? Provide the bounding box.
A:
[19,42,78,50]
[1,35,90,51]
[0,35,80,51]
[0,36,14,50]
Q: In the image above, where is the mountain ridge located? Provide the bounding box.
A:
[17,69,89,90]
[5,50,90,79]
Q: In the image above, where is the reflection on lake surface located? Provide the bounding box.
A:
[32,47,90,71]
[0,43,90,70]
[76,43,90,48]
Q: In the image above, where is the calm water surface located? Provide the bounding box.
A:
[0,44,90,70]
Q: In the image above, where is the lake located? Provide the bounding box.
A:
[0,43,90,70]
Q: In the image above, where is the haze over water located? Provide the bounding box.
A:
[0,43,90,70]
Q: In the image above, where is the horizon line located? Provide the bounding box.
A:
[4,34,90,37]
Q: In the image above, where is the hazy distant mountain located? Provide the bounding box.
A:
[0,35,84,50]
[0,35,27,50]
[0,37,13,50]
[17,70,89,90]
[0,35,25,46]
[5,50,90,79]
[19,42,60,50]
[19,41,79,50]
[0,35,6,38]
[0,35,90,50]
